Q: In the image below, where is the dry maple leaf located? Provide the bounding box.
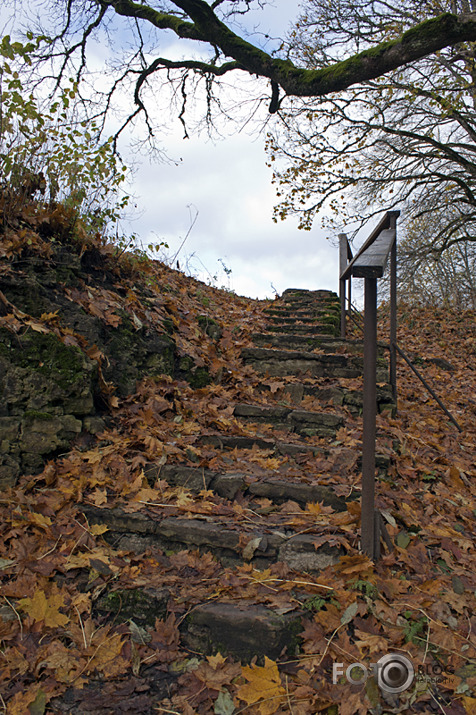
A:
[237,656,286,715]
[18,588,69,628]
[193,653,241,691]
[88,632,128,677]
[40,640,87,684]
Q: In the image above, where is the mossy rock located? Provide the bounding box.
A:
[0,327,97,485]
[0,327,97,414]
[182,602,303,664]
[104,312,175,395]
[93,587,170,627]
[197,314,222,341]
[178,355,211,388]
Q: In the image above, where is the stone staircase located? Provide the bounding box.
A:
[82,288,393,662]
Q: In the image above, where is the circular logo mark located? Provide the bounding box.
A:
[376,654,414,693]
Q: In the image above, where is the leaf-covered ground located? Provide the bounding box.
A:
[0,204,475,714]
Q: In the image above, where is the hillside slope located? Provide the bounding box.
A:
[0,200,475,715]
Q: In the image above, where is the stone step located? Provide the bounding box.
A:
[181,601,304,662]
[233,403,343,437]
[257,380,395,414]
[195,432,327,457]
[264,307,339,319]
[195,432,390,475]
[264,322,338,335]
[94,587,308,663]
[266,315,336,326]
[251,333,362,353]
[280,288,338,303]
[242,346,363,378]
[82,504,343,573]
[90,581,322,665]
[145,464,352,511]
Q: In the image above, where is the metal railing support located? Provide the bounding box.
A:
[389,216,398,404]
[337,209,462,559]
[339,211,399,561]
[339,233,352,339]
[361,276,379,559]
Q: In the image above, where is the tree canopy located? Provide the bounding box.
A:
[266,0,476,257]
[5,0,476,258]
[13,1,476,136]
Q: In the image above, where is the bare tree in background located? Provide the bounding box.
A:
[267,0,476,260]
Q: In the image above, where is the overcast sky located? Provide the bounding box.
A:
[1,2,341,299]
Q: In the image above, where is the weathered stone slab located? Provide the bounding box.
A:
[264,308,326,319]
[289,409,342,428]
[197,434,279,451]
[247,479,350,511]
[244,356,361,379]
[233,403,343,437]
[278,536,341,572]
[157,517,241,553]
[196,434,323,457]
[233,404,291,420]
[94,586,170,626]
[251,333,364,354]
[281,288,337,302]
[267,315,329,325]
[211,472,246,499]
[181,602,303,662]
[157,465,215,491]
[83,505,158,534]
[242,347,351,364]
[266,323,336,335]
[145,463,246,499]
[82,505,342,573]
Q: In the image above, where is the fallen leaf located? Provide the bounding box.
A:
[18,588,69,628]
[237,656,286,715]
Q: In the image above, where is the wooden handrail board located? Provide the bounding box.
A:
[352,229,396,278]
[340,210,400,280]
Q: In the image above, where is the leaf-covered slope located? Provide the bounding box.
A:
[0,201,475,715]
[0,200,267,486]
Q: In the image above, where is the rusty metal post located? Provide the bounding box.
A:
[348,276,352,318]
[361,276,378,559]
[339,279,346,339]
[389,218,397,404]
[339,234,348,339]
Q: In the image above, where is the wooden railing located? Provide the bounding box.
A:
[339,211,399,560]
[338,210,462,561]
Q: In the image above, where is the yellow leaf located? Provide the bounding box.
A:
[265,457,282,470]
[175,490,194,508]
[18,588,69,628]
[133,487,161,503]
[89,489,108,507]
[306,502,322,515]
[28,512,52,529]
[237,656,285,715]
[207,653,226,669]
[462,696,476,714]
[89,633,127,677]
[89,523,109,535]
[248,567,273,583]
[25,319,50,334]
[40,311,59,321]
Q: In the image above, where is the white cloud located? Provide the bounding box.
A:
[123,125,339,299]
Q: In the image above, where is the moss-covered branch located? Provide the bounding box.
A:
[100,2,476,100]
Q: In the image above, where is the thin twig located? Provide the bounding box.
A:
[75,605,88,649]
[2,596,23,641]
